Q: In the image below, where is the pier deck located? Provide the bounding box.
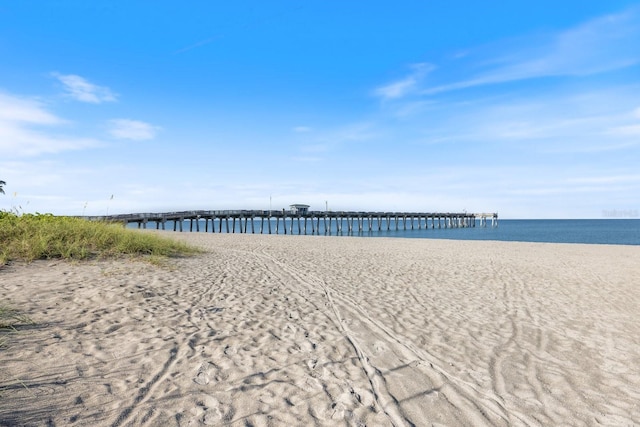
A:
[87,210,498,235]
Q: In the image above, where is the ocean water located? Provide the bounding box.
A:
[131,218,640,245]
[395,219,640,245]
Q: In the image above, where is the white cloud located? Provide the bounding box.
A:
[0,92,100,157]
[0,124,99,157]
[0,93,61,124]
[568,174,640,185]
[423,7,640,95]
[293,126,311,132]
[392,100,437,118]
[108,119,160,140]
[53,73,118,103]
[607,124,640,137]
[0,159,128,215]
[374,63,434,100]
[411,86,640,153]
[375,76,417,100]
[322,122,379,144]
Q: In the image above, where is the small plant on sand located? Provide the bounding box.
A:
[0,212,201,265]
[0,305,33,349]
[0,306,32,329]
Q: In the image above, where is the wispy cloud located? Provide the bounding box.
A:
[108,119,160,140]
[373,63,434,100]
[0,92,99,157]
[0,92,61,124]
[406,85,640,154]
[423,7,640,95]
[173,35,224,55]
[291,156,322,163]
[607,124,640,137]
[568,174,640,185]
[292,121,380,161]
[319,122,379,145]
[292,126,312,133]
[53,73,118,103]
[391,100,437,118]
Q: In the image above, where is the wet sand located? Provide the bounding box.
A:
[1,233,639,426]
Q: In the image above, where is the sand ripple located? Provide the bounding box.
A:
[1,234,639,426]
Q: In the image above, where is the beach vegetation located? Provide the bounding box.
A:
[0,212,200,351]
[0,211,201,265]
[0,306,33,350]
[0,306,32,329]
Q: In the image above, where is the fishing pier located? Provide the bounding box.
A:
[89,210,498,235]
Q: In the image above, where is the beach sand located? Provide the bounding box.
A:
[1,233,639,426]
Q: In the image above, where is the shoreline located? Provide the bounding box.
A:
[2,234,639,426]
[126,217,640,246]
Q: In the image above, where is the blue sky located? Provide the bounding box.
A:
[1,1,639,218]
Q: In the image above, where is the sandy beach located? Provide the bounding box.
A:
[1,233,639,426]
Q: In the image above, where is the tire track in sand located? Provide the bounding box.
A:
[245,248,515,426]
[238,248,409,427]
[110,344,178,427]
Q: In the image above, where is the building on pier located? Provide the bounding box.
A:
[289,204,310,215]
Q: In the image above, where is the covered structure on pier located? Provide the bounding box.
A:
[289,204,310,215]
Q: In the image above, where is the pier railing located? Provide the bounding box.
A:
[84,210,498,234]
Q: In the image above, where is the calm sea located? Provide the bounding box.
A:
[132,218,640,246]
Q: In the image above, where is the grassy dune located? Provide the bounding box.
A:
[0,212,200,265]
[0,212,200,330]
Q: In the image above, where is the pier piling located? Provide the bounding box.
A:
[87,210,497,236]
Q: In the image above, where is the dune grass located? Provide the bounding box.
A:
[0,306,32,329]
[0,305,34,375]
[0,304,34,348]
[0,212,201,265]
[0,212,201,336]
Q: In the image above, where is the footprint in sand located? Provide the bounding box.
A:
[325,386,375,420]
[186,396,229,426]
[194,363,211,385]
[307,358,318,371]
[348,386,374,407]
[203,397,227,426]
[202,407,223,426]
[329,401,347,420]
[373,341,387,354]
[306,358,328,381]
[188,396,226,426]
[193,361,227,385]
[318,388,356,421]
[223,344,236,356]
[281,322,297,340]
[193,362,219,385]
[194,371,209,385]
[288,310,300,320]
